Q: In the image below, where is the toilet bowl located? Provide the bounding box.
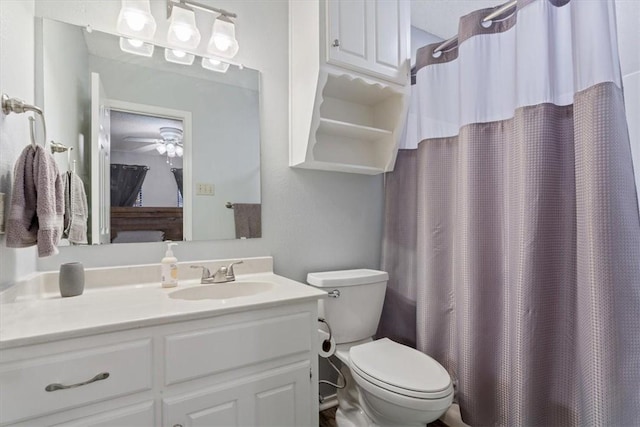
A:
[308,269,453,426]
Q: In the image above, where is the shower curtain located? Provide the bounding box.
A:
[378,0,640,425]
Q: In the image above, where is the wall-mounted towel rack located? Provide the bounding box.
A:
[1,93,47,148]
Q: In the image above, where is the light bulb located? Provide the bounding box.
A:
[124,11,146,31]
[173,25,193,42]
[128,38,144,48]
[167,151,176,158]
[175,146,184,157]
[173,50,186,58]
[166,143,176,155]
[213,35,232,52]
[156,143,167,155]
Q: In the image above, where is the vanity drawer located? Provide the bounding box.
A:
[165,312,312,385]
[0,339,152,425]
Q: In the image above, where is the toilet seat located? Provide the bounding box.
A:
[349,338,453,400]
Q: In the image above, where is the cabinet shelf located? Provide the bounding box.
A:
[317,118,392,141]
[289,0,410,175]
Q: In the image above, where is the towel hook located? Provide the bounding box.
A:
[2,93,47,148]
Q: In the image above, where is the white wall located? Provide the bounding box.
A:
[616,0,640,212]
[0,0,37,290]
[36,18,90,183]
[410,26,442,66]
[110,150,181,207]
[32,0,385,283]
[89,54,260,240]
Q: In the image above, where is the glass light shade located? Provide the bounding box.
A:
[156,143,167,154]
[165,143,176,155]
[167,151,177,158]
[119,37,154,57]
[116,0,156,39]
[201,57,230,73]
[167,5,201,50]
[207,16,239,59]
[164,48,195,65]
[175,145,184,157]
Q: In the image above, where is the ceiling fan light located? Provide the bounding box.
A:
[207,15,239,59]
[117,0,156,39]
[164,48,195,65]
[167,4,201,50]
[201,57,230,73]
[156,143,167,154]
[175,145,184,157]
[165,142,176,155]
[119,37,154,57]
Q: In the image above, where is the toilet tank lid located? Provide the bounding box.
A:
[307,269,388,287]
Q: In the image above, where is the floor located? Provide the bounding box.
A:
[318,407,449,427]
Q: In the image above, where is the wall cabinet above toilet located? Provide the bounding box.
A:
[289,0,410,175]
[326,0,408,84]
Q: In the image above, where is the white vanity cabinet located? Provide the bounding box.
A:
[0,302,319,427]
[326,0,408,84]
[289,0,410,175]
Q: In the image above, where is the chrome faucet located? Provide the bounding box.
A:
[191,261,244,284]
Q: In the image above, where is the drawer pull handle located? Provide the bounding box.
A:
[45,372,110,392]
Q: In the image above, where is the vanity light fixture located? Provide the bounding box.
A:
[201,57,230,73]
[166,2,201,50]
[119,37,155,57]
[164,48,195,65]
[207,15,239,59]
[117,0,157,40]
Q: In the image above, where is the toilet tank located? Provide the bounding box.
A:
[307,269,389,344]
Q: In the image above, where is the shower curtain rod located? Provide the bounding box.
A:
[433,0,517,54]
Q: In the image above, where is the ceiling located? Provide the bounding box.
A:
[411,0,505,38]
[110,110,182,154]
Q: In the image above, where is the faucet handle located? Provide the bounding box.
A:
[190,265,211,280]
[226,260,244,280]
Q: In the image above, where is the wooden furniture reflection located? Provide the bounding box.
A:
[110,207,183,242]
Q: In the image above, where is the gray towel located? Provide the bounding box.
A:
[63,171,88,244]
[6,145,37,248]
[233,203,262,239]
[6,145,63,257]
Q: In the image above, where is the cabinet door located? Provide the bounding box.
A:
[327,0,408,83]
[163,362,311,427]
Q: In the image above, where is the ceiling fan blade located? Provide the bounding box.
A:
[128,144,160,153]
[124,137,162,143]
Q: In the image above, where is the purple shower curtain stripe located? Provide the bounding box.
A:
[379,83,640,425]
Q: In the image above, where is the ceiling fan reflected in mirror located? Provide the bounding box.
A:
[124,126,184,162]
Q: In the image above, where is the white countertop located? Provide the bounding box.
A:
[0,257,326,349]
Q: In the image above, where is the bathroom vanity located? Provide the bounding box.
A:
[0,257,325,426]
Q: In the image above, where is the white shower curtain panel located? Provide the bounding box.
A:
[380,0,640,425]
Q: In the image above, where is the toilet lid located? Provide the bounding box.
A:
[349,338,452,398]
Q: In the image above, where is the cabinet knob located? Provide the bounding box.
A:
[332,39,340,47]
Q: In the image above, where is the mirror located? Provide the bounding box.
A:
[35,18,261,244]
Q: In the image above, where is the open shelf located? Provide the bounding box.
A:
[317,118,391,141]
[290,70,409,175]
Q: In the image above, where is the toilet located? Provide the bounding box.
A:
[308,269,453,427]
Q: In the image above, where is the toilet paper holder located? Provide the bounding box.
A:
[317,318,345,390]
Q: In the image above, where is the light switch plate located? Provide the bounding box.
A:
[196,183,215,196]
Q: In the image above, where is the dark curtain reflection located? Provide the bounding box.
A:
[171,168,183,196]
[110,164,149,207]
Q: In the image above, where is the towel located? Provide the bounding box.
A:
[233,203,262,239]
[63,171,88,244]
[6,145,64,257]
[6,145,37,248]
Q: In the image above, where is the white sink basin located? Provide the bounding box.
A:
[169,282,275,301]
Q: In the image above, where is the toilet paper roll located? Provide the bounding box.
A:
[318,328,336,358]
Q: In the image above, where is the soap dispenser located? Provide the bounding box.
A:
[161,242,178,288]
